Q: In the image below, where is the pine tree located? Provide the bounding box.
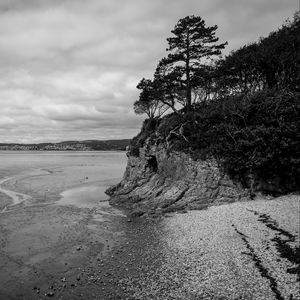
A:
[163,15,227,111]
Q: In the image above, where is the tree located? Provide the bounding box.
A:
[257,11,300,91]
[213,11,300,96]
[215,43,265,96]
[153,58,186,114]
[133,78,167,118]
[162,15,227,111]
[192,64,218,102]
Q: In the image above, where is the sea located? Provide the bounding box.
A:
[0,150,127,209]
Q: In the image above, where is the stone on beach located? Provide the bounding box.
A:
[123,195,300,299]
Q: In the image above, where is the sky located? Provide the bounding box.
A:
[0,0,297,143]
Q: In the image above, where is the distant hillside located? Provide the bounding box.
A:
[0,139,131,151]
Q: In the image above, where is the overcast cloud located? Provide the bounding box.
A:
[0,0,297,143]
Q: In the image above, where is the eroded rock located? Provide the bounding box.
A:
[108,138,249,215]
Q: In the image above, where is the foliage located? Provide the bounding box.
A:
[215,43,264,95]
[133,78,167,118]
[152,60,186,114]
[133,15,227,116]
[151,89,300,193]
[215,12,300,94]
[161,15,227,111]
[129,118,158,156]
[134,12,299,118]
[196,89,300,193]
[131,12,300,193]
[257,13,300,90]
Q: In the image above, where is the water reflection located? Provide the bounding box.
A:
[57,185,109,208]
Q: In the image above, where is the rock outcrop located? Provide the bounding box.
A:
[107,137,249,216]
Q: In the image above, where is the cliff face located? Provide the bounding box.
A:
[107,137,249,216]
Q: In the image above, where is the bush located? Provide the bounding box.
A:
[130,118,159,156]
[135,89,299,193]
[194,89,300,192]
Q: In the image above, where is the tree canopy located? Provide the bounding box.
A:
[134,12,299,118]
[133,78,167,118]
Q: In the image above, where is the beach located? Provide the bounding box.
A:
[0,151,132,299]
[0,152,299,299]
[122,195,299,300]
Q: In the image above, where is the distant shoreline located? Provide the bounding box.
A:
[0,139,130,151]
[0,149,126,152]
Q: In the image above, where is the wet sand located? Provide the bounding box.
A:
[0,176,123,299]
[0,152,140,300]
[0,177,31,209]
[0,174,163,300]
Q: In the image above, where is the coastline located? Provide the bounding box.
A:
[1,152,299,299]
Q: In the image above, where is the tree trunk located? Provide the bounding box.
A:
[186,59,191,111]
[186,84,191,111]
[185,33,191,112]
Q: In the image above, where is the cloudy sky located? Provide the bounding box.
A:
[0,0,297,143]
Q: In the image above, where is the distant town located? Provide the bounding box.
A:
[0,140,130,151]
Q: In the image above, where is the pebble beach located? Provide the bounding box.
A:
[120,195,300,300]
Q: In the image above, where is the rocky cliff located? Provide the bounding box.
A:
[106,137,249,216]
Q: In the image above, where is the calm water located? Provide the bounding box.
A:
[0,151,127,208]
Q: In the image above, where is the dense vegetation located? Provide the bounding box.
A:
[132,13,300,194]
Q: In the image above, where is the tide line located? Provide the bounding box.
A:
[0,177,31,212]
